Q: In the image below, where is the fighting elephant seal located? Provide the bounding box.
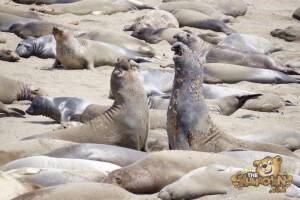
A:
[45,144,147,167]
[0,75,48,104]
[293,7,300,21]
[53,27,152,69]
[26,96,91,123]
[23,57,149,151]
[16,35,56,59]
[204,63,300,84]
[0,49,20,62]
[170,9,235,34]
[166,42,295,156]
[12,182,157,200]
[0,101,25,118]
[124,10,179,31]
[102,150,248,193]
[271,27,300,42]
[174,32,299,75]
[30,0,155,15]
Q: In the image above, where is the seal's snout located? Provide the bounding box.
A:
[26,106,34,115]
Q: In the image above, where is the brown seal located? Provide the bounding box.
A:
[0,49,20,62]
[166,42,296,156]
[22,57,149,151]
[0,75,48,104]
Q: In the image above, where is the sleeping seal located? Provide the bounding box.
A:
[26,96,91,123]
[271,27,300,42]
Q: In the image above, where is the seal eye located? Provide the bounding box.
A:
[267,160,272,165]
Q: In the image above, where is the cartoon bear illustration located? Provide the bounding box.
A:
[253,155,282,177]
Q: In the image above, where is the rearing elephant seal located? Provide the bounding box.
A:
[166,42,295,157]
[23,57,149,151]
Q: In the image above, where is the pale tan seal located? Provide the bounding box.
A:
[23,57,149,151]
[0,49,20,62]
[0,75,48,104]
[30,0,155,15]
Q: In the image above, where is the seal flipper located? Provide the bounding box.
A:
[10,108,26,115]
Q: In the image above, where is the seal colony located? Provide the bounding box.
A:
[1,0,300,199]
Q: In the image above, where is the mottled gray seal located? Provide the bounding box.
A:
[23,57,149,150]
[16,35,56,59]
[45,143,147,167]
[30,0,155,15]
[131,28,183,44]
[0,75,48,104]
[53,27,152,69]
[218,33,284,54]
[293,7,300,21]
[159,1,235,23]
[166,42,295,156]
[170,9,235,34]
[102,150,248,194]
[204,63,300,84]
[271,27,300,42]
[12,182,157,200]
[0,101,25,118]
[174,32,299,75]
[0,49,20,62]
[124,10,179,31]
[26,96,91,123]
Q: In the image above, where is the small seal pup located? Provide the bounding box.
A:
[26,96,91,123]
[0,75,48,104]
[22,57,149,151]
[16,35,56,59]
[0,101,25,118]
[53,27,152,69]
[0,49,20,62]
[166,42,295,156]
[174,32,299,75]
[271,27,300,42]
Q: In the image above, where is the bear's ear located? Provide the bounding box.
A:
[275,155,282,164]
[253,160,261,167]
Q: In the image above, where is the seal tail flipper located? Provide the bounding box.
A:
[285,100,296,106]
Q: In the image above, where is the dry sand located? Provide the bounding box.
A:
[0,0,300,144]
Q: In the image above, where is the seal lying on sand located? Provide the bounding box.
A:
[0,49,20,62]
[0,75,48,104]
[166,42,295,156]
[0,3,42,20]
[174,32,299,75]
[16,35,56,59]
[0,13,37,32]
[23,57,149,151]
[0,101,25,118]
[26,96,91,123]
[53,27,152,69]
[30,0,155,15]
[271,27,300,42]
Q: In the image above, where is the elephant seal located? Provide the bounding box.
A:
[0,171,39,200]
[102,150,248,194]
[0,139,75,166]
[0,101,25,118]
[36,0,82,4]
[218,33,284,54]
[30,0,155,15]
[158,164,299,200]
[7,167,105,187]
[146,129,169,151]
[293,7,300,21]
[131,28,183,44]
[53,27,152,69]
[0,156,120,174]
[204,63,300,84]
[23,57,149,151]
[0,49,20,62]
[0,75,48,104]
[0,13,37,32]
[286,58,300,68]
[174,32,299,75]
[44,144,147,167]
[207,0,248,17]
[271,27,300,42]
[16,35,56,59]
[166,42,295,156]
[124,10,179,31]
[26,96,91,123]
[159,1,234,23]
[170,9,235,34]
[0,3,42,20]
[12,182,157,200]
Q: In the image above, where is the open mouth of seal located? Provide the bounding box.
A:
[172,45,184,56]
